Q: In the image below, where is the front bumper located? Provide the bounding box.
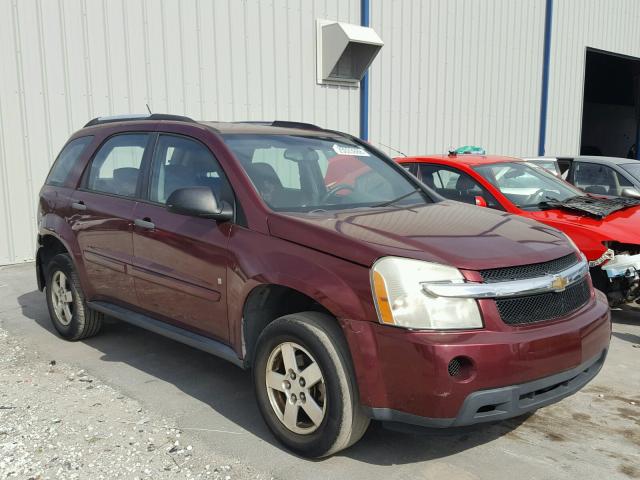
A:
[365,349,606,427]
[345,289,611,425]
[602,253,640,278]
[592,253,640,304]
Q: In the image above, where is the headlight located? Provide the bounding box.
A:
[371,257,483,330]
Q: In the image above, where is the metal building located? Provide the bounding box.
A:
[2,0,640,265]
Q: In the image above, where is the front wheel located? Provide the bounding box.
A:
[253,312,370,458]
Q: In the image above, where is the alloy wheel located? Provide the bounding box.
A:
[51,271,74,326]
[265,341,327,434]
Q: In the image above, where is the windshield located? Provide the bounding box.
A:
[528,160,560,175]
[622,163,640,182]
[474,162,583,209]
[222,134,428,212]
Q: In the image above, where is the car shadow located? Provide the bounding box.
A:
[18,289,527,465]
[611,304,639,326]
[612,331,640,345]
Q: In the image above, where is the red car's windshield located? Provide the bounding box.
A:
[475,162,583,209]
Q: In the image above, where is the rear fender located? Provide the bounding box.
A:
[37,214,90,294]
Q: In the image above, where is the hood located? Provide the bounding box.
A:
[541,196,640,219]
[267,201,574,270]
[528,205,640,246]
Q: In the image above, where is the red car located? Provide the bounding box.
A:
[397,153,640,306]
[36,117,610,457]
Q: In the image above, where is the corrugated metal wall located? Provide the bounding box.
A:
[0,0,360,265]
[369,0,547,158]
[2,0,640,265]
[545,0,640,155]
[368,0,640,158]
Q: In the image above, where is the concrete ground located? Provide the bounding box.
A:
[0,262,638,480]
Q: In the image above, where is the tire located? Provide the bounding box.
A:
[45,253,103,341]
[253,312,370,457]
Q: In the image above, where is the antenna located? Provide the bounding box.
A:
[378,142,407,157]
[145,103,152,114]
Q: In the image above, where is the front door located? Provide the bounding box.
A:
[71,133,152,305]
[131,133,233,341]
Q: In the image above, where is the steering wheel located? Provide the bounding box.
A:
[322,183,356,203]
[525,189,547,205]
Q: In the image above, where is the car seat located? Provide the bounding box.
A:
[245,162,285,204]
[113,167,139,197]
[455,175,480,205]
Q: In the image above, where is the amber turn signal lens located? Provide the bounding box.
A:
[373,271,395,325]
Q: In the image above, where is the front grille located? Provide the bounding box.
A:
[480,253,579,283]
[496,278,591,326]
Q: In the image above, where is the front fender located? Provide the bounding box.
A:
[542,220,609,262]
[226,226,376,354]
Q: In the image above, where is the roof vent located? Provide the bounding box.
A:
[316,20,383,86]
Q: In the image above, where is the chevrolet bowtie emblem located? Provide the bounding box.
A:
[551,275,569,292]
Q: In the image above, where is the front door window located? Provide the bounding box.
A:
[416,164,500,208]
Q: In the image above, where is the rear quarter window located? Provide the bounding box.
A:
[46,136,94,186]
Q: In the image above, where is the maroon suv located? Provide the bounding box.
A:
[37,114,611,457]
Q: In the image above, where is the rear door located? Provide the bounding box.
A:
[130,133,233,341]
[70,133,152,305]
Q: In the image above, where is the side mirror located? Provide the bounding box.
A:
[474,196,488,207]
[620,187,640,199]
[166,187,233,222]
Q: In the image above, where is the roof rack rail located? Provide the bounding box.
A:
[84,113,196,128]
[271,120,323,131]
[232,120,323,131]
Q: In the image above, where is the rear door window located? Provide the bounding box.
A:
[399,162,418,176]
[46,136,94,186]
[86,134,150,197]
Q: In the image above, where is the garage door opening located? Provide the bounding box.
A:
[580,49,640,159]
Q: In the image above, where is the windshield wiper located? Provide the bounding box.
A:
[372,188,422,208]
[537,194,585,207]
[534,196,562,209]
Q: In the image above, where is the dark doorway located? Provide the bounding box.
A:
[580,49,640,159]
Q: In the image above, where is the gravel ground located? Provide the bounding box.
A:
[0,326,268,480]
[1,262,639,480]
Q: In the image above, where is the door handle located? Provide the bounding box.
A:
[71,201,87,211]
[134,218,155,230]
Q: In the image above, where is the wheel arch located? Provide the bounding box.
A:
[241,283,344,367]
[36,233,73,291]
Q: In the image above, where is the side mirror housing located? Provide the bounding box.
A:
[620,187,640,199]
[474,196,488,207]
[166,187,233,222]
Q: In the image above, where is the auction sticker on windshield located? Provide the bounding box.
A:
[333,144,370,157]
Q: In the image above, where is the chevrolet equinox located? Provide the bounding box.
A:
[36,114,611,457]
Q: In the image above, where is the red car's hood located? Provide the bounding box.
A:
[268,201,574,270]
[527,205,640,245]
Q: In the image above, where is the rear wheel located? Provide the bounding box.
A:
[45,253,103,340]
[253,312,370,457]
